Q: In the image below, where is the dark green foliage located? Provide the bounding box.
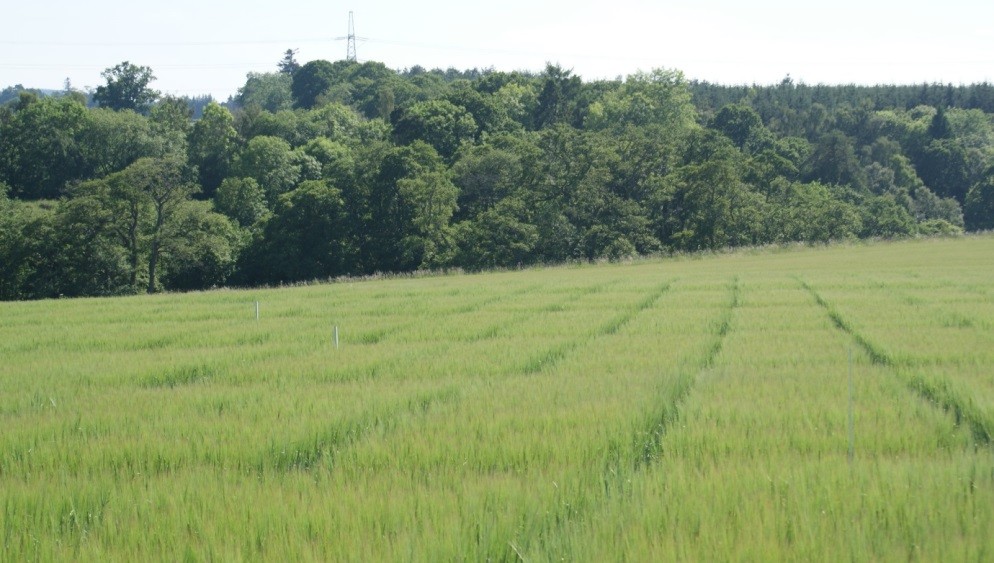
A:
[214,177,270,229]
[860,195,918,238]
[38,195,133,297]
[805,130,867,191]
[300,138,355,185]
[0,96,89,198]
[232,136,303,204]
[187,103,239,197]
[452,143,527,219]
[0,188,46,299]
[149,96,193,148]
[237,72,293,113]
[927,105,953,140]
[0,85,45,107]
[80,108,167,178]
[362,142,458,271]
[92,62,160,113]
[241,180,353,283]
[159,201,242,290]
[393,99,477,161]
[711,104,765,149]
[3,59,994,300]
[291,60,346,110]
[444,82,516,137]
[656,130,765,251]
[278,49,301,76]
[916,139,973,202]
[965,173,994,231]
[454,198,538,270]
[534,64,584,129]
[764,180,862,242]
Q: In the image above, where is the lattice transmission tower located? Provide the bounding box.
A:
[334,11,361,62]
[345,11,357,62]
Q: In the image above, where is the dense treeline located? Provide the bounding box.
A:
[691,78,994,117]
[2,59,993,300]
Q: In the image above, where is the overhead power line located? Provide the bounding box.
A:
[0,38,330,47]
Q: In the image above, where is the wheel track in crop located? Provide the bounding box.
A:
[0,385,464,479]
[515,277,741,558]
[352,282,545,345]
[315,280,628,385]
[269,277,683,534]
[461,279,624,343]
[797,277,994,446]
[632,276,740,469]
[516,279,676,375]
[261,385,461,474]
[864,274,992,331]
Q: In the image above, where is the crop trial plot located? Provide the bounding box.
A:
[1,236,993,560]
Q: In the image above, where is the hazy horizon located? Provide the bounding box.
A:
[4,0,993,100]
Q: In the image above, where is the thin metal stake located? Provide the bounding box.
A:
[848,348,855,464]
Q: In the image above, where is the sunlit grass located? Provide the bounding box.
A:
[2,236,994,559]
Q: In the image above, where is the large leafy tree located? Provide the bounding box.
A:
[364,141,458,271]
[451,143,527,219]
[0,187,49,299]
[454,197,538,270]
[157,200,242,291]
[586,69,696,134]
[965,172,994,231]
[710,103,765,149]
[214,177,270,229]
[527,126,659,261]
[805,130,868,191]
[37,195,132,298]
[79,107,165,179]
[292,60,350,109]
[122,156,200,293]
[245,180,354,283]
[187,102,238,196]
[445,82,516,137]
[93,61,160,113]
[860,195,918,238]
[393,99,477,161]
[0,95,89,199]
[916,139,973,202]
[534,64,584,129]
[232,136,319,204]
[655,130,765,250]
[764,179,861,243]
[149,96,193,154]
[72,156,200,293]
[237,72,293,112]
[300,137,355,187]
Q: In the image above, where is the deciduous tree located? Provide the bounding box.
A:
[93,62,160,113]
[188,102,238,195]
[0,96,89,199]
[965,172,994,231]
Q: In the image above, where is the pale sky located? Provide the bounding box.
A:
[3,0,993,100]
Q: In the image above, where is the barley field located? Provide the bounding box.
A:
[2,236,994,561]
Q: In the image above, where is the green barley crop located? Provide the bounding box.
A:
[2,236,994,560]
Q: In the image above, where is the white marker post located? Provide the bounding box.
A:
[848,348,855,464]
[255,301,260,321]
[334,325,340,349]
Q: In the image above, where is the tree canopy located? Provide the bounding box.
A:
[2,58,993,300]
[92,62,160,113]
